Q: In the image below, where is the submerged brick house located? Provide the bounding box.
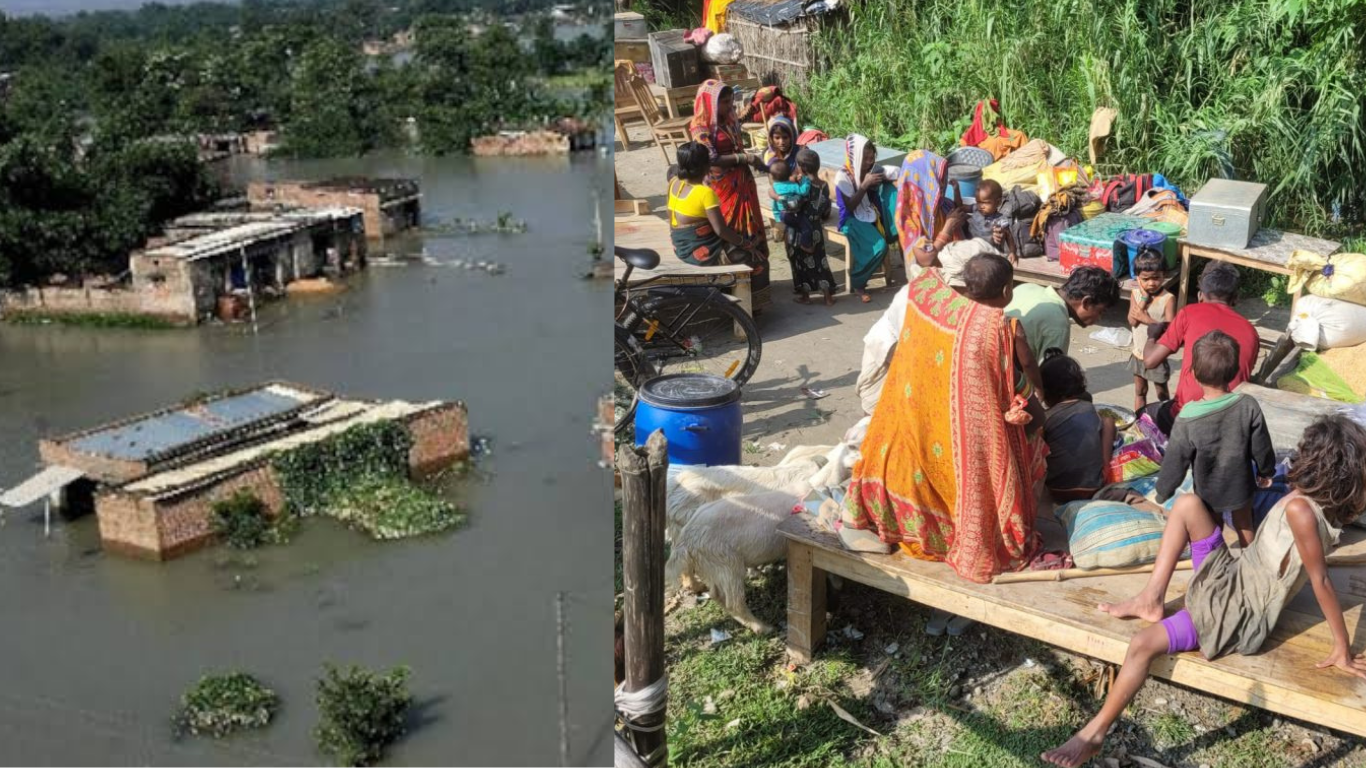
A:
[247,178,422,243]
[34,383,468,560]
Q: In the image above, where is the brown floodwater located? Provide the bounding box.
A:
[0,149,613,765]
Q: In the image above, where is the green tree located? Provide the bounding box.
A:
[282,37,384,157]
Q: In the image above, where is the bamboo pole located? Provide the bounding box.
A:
[994,553,1366,584]
[618,431,668,767]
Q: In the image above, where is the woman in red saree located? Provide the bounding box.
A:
[844,268,1043,584]
[689,79,771,311]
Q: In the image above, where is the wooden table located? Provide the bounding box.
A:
[1177,229,1340,310]
[649,78,761,119]
[614,214,754,337]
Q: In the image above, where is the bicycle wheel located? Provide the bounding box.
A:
[622,292,761,387]
[614,324,653,435]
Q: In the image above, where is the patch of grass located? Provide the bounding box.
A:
[1150,710,1197,750]
[1188,720,1292,768]
[797,0,1366,246]
[6,310,181,329]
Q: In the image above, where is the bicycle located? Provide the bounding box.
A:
[613,245,762,434]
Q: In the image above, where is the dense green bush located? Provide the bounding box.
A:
[315,664,413,767]
[210,490,295,549]
[271,420,464,541]
[176,673,279,738]
[796,0,1366,245]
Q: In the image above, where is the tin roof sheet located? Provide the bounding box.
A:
[66,384,324,461]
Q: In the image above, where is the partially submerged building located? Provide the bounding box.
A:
[4,208,365,324]
[25,383,468,560]
[247,178,422,243]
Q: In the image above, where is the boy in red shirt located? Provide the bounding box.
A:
[1140,262,1259,435]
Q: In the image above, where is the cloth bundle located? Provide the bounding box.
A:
[1287,250,1366,308]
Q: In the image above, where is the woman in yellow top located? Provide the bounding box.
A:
[668,142,760,267]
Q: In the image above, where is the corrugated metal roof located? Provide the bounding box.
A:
[0,466,85,508]
[123,399,434,495]
[143,208,363,262]
[66,384,324,461]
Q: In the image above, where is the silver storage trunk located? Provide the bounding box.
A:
[1187,179,1268,250]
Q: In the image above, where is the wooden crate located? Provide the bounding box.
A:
[706,63,749,81]
[615,38,650,64]
[648,30,702,89]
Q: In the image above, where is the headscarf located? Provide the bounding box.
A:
[761,115,798,168]
[689,79,736,148]
[894,149,956,259]
[834,134,881,226]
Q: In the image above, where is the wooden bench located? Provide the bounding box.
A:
[782,384,1366,738]
[615,214,754,339]
[755,179,894,296]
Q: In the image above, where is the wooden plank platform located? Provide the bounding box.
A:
[782,384,1366,737]
[780,514,1366,737]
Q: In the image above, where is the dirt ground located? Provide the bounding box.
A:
[612,127,1362,767]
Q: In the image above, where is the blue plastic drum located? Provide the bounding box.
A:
[635,373,742,466]
[1120,228,1168,278]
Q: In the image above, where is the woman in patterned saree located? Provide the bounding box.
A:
[843,268,1043,585]
[689,79,772,311]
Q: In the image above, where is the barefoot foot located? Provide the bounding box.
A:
[1041,732,1103,767]
[823,293,836,306]
[1098,592,1164,623]
[793,295,811,304]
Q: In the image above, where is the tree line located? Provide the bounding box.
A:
[0,0,610,287]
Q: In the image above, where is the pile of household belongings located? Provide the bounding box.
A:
[1270,249,1366,405]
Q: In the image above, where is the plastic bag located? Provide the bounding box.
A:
[1104,438,1163,483]
[1090,326,1133,348]
[1286,295,1366,350]
[1276,351,1364,404]
[1287,250,1366,308]
[701,33,743,64]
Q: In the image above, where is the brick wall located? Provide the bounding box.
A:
[150,464,286,558]
[129,254,201,320]
[94,491,161,559]
[39,439,148,484]
[1,282,196,325]
[471,132,571,156]
[247,182,386,241]
[405,403,469,476]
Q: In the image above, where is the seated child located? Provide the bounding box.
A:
[960,253,1045,428]
[1153,330,1275,546]
[1039,349,1115,501]
[1043,414,1366,768]
[1127,248,1175,412]
[966,179,1016,262]
[775,148,837,306]
[1140,261,1259,436]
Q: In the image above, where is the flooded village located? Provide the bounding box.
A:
[0,0,613,762]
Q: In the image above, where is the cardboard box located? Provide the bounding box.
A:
[706,63,748,81]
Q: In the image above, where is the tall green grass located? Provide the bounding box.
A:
[796,0,1366,241]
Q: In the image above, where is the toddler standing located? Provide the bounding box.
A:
[1127,249,1174,412]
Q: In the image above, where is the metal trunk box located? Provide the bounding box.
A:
[614,12,647,39]
[649,30,702,89]
[1187,178,1268,250]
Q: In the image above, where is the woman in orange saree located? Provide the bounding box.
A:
[844,268,1042,584]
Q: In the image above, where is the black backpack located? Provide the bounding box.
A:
[1001,186,1044,258]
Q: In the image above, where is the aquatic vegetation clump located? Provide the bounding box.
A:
[176,672,279,738]
[270,420,463,541]
[327,475,465,540]
[211,491,296,549]
[314,664,413,767]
